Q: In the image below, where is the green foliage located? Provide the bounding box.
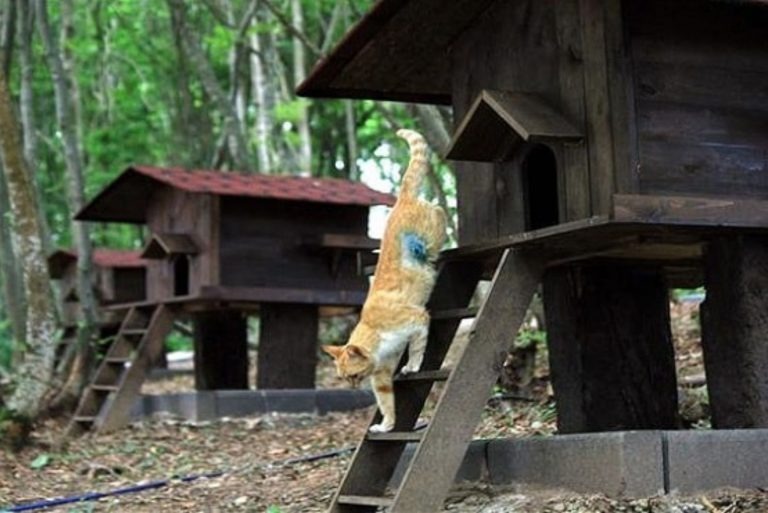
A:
[0,320,11,373]
[165,329,193,353]
[266,506,283,513]
[29,453,52,470]
[516,328,547,349]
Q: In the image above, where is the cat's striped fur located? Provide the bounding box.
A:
[323,129,446,433]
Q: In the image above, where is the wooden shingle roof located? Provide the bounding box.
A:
[297,0,497,104]
[76,165,395,223]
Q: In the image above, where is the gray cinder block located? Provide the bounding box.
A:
[665,429,768,492]
[214,390,266,417]
[390,440,489,488]
[262,389,318,413]
[317,389,375,414]
[486,431,665,497]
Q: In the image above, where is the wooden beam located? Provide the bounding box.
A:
[613,193,768,227]
[199,285,367,306]
[258,303,318,389]
[701,236,768,428]
[193,311,249,390]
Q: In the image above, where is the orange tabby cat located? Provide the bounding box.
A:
[323,129,446,433]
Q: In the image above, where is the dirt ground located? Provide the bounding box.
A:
[2,297,768,512]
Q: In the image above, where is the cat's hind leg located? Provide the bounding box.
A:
[401,324,428,374]
[369,365,396,432]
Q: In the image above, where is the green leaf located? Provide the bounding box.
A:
[30,453,51,470]
[266,506,282,513]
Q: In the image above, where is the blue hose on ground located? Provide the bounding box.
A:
[1,445,355,512]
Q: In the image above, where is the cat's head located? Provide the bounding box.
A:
[322,342,374,388]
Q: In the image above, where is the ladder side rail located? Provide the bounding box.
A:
[390,249,543,512]
[96,306,175,432]
[329,260,484,510]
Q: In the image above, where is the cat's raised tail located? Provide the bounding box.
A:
[396,129,429,199]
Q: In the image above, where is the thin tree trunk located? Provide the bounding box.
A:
[1,0,15,76]
[0,0,25,350]
[36,0,100,410]
[251,28,272,172]
[344,101,358,180]
[0,67,58,419]
[0,161,25,353]
[18,0,53,256]
[166,0,252,172]
[291,0,311,174]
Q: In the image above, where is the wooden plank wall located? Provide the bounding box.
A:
[450,0,592,245]
[145,187,218,301]
[628,0,768,198]
[218,197,369,292]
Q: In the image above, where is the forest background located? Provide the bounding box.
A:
[0,0,458,427]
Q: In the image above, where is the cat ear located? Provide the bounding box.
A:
[345,345,367,359]
[322,345,343,359]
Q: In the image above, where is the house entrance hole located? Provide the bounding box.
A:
[174,256,190,296]
[522,144,559,231]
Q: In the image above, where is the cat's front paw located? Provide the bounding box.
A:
[369,421,395,433]
[400,362,421,374]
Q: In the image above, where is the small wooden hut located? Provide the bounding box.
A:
[70,165,393,433]
[48,248,147,326]
[296,0,768,510]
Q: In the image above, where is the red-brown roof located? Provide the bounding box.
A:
[48,249,146,278]
[76,165,395,223]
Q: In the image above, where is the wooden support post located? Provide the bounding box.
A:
[542,264,680,433]
[257,303,318,389]
[701,236,768,428]
[193,311,249,390]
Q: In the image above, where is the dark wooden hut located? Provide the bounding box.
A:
[69,165,393,433]
[77,165,394,387]
[48,248,147,325]
[297,0,768,510]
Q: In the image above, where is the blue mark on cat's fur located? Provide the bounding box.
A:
[401,232,428,264]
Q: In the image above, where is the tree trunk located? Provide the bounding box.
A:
[251,15,273,173]
[344,101,358,180]
[36,0,100,410]
[166,0,252,172]
[0,67,58,419]
[291,0,311,174]
[0,161,25,352]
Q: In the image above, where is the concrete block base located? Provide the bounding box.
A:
[132,389,374,421]
[391,429,768,498]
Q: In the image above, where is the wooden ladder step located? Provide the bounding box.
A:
[91,384,119,393]
[337,495,393,508]
[366,431,423,442]
[431,307,478,320]
[395,369,450,382]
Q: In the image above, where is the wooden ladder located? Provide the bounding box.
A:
[328,248,542,512]
[67,304,175,435]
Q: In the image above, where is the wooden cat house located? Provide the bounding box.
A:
[298,0,768,510]
[69,165,393,433]
[48,248,148,359]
